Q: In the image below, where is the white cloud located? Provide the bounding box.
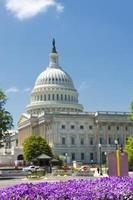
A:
[23,88,31,92]
[78,81,91,91]
[5,87,19,93]
[5,0,64,20]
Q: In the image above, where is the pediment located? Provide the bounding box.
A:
[18,113,30,125]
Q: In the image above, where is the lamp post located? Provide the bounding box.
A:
[114,139,120,176]
[114,139,118,150]
[98,143,103,175]
[104,152,107,174]
[65,153,68,165]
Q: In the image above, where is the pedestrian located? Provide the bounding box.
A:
[97,167,100,174]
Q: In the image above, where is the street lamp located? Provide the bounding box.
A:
[114,139,118,150]
[114,139,120,176]
[65,153,68,165]
[98,143,103,175]
[104,152,107,174]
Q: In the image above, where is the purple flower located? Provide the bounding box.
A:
[0,177,133,199]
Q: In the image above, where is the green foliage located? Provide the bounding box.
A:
[125,137,133,167]
[53,154,63,167]
[23,135,53,162]
[0,90,6,104]
[0,89,13,139]
[129,102,133,120]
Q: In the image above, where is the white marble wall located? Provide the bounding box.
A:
[17,112,133,164]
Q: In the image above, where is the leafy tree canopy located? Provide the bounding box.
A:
[23,135,53,162]
[125,137,133,167]
[130,102,133,120]
[0,89,13,140]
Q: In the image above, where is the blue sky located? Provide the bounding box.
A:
[0,0,133,128]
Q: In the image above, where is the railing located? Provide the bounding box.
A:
[96,111,130,116]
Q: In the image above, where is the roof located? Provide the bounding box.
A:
[37,154,51,159]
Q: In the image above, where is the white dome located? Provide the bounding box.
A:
[35,67,75,90]
[26,41,83,115]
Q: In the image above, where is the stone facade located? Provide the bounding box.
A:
[18,111,133,164]
[0,130,23,166]
[17,41,133,164]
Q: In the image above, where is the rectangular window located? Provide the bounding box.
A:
[90,137,93,145]
[117,138,120,144]
[71,137,75,145]
[125,126,128,131]
[89,125,93,130]
[57,94,59,100]
[61,94,63,101]
[90,152,93,161]
[80,125,84,130]
[108,137,111,145]
[80,138,84,145]
[72,153,75,160]
[117,126,119,131]
[108,126,111,130]
[48,94,50,100]
[71,125,75,129]
[99,137,103,144]
[81,153,84,160]
[16,139,18,147]
[62,125,65,129]
[62,137,65,145]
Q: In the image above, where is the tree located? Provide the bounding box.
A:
[0,89,13,142]
[130,102,133,120]
[126,103,133,167]
[23,135,53,162]
[125,137,133,167]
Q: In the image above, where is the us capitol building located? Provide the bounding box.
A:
[17,40,133,164]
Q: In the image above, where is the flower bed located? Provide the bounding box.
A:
[0,177,133,199]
